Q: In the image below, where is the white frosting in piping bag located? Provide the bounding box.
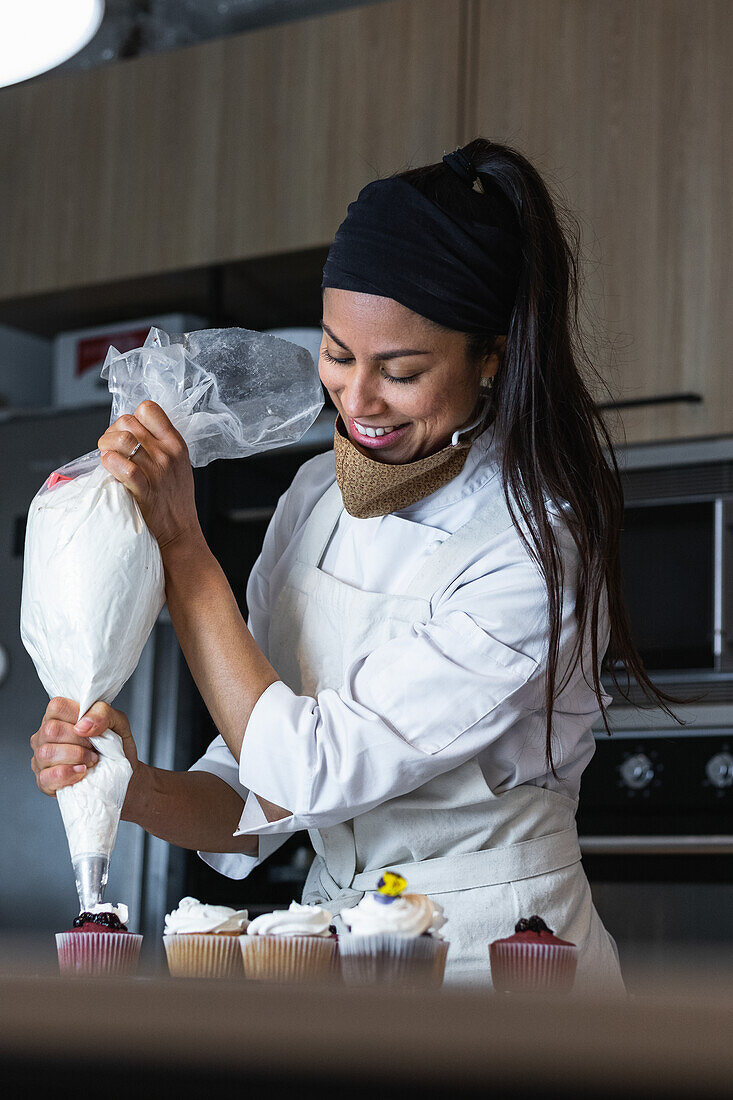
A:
[344,893,447,938]
[59,730,132,860]
[21,459,165,865]
[246,901,333,937]
[164,897,250,935]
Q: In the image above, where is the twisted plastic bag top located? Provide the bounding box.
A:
[101,326,324,467]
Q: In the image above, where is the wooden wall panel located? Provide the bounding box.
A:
[469,0,733,443]
[0,0,464,300]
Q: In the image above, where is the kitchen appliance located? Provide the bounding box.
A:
[0,323,52,409]
[265,327,323,367]
[579,434,733,975]
[53,313,205,408]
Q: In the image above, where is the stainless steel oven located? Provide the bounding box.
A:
[580,435,733,980]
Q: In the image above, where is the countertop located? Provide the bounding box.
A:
[3,947,733,1098]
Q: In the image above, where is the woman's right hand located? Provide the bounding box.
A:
[30,697,139,796]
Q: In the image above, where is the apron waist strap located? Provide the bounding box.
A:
[304,826,582,915]
[353,825,582,895]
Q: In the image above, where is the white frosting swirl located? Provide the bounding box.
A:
[164,896,249,935]
[83,902,129,924]
[344,893,447,938]
[246,902,333,937]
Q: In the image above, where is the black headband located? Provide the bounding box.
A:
[321,175,522,334]
[443,147,478,186]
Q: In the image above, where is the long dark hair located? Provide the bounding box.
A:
[398,138,695,775]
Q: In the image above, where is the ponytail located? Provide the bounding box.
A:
[397,139,694,775]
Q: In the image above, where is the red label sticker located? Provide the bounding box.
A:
[46,472,75,490]
[75,327,150,378]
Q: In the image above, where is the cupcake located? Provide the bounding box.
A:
[56,903,142,977]
[339,872,449,989]
[240,901,338,982]
[163,896,249,978]
[489,915,577,994]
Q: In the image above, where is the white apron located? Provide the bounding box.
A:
[268,479,624,993]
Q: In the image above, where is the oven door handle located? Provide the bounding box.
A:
[579,835,733,855]
[224,507,277,523]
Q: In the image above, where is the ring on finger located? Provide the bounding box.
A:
[129,441,142,459]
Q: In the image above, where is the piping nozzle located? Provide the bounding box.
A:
[72,853,110,912]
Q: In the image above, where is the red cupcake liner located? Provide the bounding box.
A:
[56,932,142,977]
[489,941,577,994]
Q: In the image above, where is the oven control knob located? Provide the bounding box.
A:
[705,752,733,789]
[619,753,655,790]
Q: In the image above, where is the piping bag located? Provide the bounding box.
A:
[20,327,324,911]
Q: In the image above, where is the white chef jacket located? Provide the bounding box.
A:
[190,423,612,879]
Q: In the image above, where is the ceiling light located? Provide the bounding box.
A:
[0,0,105,89]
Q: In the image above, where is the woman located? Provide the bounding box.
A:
[30,139,680,991]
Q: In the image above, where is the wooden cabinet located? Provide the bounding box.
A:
[468,0,732,444]
[0,0,464,299]
[0,0,729,445]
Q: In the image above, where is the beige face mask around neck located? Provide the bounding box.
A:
[332,410,488,519]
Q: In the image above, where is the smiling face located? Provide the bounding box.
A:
[320,288,501,465]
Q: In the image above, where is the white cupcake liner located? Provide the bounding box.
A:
[338,934,448,988]
[56,932,142,977]
[489,941,578,993]
[163,933,246,978]
[240,935,339,982]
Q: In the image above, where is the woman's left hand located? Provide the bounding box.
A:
[98,401,202,552]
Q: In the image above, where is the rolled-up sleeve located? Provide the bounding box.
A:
[189,734,290,878]
[234,545,553,839]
